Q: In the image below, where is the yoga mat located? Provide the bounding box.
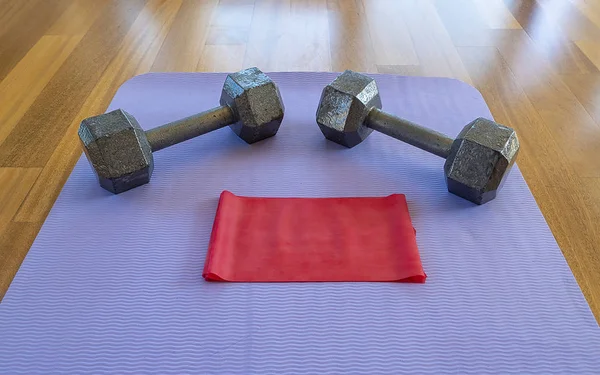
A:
[0,72,598,374]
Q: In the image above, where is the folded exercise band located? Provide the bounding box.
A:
[203,191,426,283]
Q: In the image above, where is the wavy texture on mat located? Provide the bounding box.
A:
[1,73,599,374]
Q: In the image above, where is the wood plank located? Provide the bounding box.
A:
[535,0,600,42]
[561,74,600,126]
[376,65,423,76]
[244,0,287,71]
[397,0,471,83]
[0,36,80,146]
[197,44,246,72]
[210,0,254,29]
[0,222,41,301]
[0,0,27,33]
[0,0,148,168]
[398,0,454,78]
[472,0,521,29]
[45,0,110,36]
[206,26,249,45]
[0,0,110,145]
[151,0,218,72]
[245,0,331,71]
[492,34,600,178]
[13,128,81,225]
[567,0,600,29]
[0,0,31,35]
[362,0,419,66]
[502,0,599,75]
[204,0,252,45]
[276,0,331,71]
[327,0,377,72]
[433,0,528,48]
[458,46,600,320]
[203,0,252,60]
[0,0,70,81]
[581,177,600,224]
[76,0,182,90]
[437,0,599,78]
[15,0,182,224]
[433,0,499,47]
[575,40,600,70]
[0,168,40,234]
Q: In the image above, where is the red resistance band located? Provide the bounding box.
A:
[203,191,426,283]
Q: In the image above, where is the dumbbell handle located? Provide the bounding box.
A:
[145,105,235,152]
[366,108,454,159]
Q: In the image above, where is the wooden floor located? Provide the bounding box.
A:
[0,0,599,319]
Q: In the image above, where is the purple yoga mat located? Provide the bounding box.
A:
[1,72,599,374]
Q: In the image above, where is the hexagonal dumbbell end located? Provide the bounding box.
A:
[444,118,519,204]
[220,67,285,144]
[78,109,154,194]
[315,70,382,147]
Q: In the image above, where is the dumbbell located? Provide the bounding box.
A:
[79,67,285,194]
[315,70,520,204]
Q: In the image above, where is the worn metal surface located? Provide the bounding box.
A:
[220,67,285,144]
[78,68,285,194]
[316,71,521,204]
[78,109,153,194]
[444,118,520,204]
[315,70,381,147]
[367,108,454,158]
[145,106,234,152]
